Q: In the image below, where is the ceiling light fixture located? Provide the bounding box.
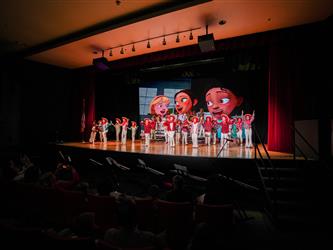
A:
[176,33,180,43]
[189,30,193,40]
[98,26,202,59]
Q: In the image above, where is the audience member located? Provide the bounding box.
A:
[197,174,234,205]
[48,212,98,238]
[104,194,160,248]
[163,175,193,203]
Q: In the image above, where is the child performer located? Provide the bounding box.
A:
[101,117,109,143]
[212,118,217,145]
[150,116,157,140]
[130,121,138,143]
[235,115,243,145]
[175,120,182,144]
[97,120,103,142]
[120,117,129,145]
[113,118,121,142]
[89,121,97,144]
[219,114,231,149]
[191,116,200,148]
[143,118,152,146]
[204,116,213,146]
[181,119,189,145]
[243,110,255,148]
[198,115,205,138]
[166,115,176,147]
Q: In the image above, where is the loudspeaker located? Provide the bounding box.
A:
[92,57,109,71]
[198,33,215,52]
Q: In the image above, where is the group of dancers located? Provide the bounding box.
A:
[88,110,255,149]
[88,87,255,150]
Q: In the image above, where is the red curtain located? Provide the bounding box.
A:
[267,44,296,153]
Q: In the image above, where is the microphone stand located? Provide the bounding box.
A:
[216,138,230,157]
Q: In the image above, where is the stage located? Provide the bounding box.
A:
[58,140,296,160]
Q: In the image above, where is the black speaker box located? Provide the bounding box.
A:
[93,57,109,71]
[198,33,215,52]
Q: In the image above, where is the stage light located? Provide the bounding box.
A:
[97,26,203,58]
[176,33,180,43]
[189,30,193,40]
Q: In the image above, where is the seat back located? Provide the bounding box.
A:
[195,203,234,232]
[156,199,193,248]
[87,194,117,231]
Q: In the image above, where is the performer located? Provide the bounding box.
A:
[163,118,169,144]
[235,116,243,145]
[97,120,103,142]
[218,114,231,149]
[203,116,213,146]
[175,120,182,144]
[212,118,217,145]
[243,110,255,148]
[89,121,97,144]
[100,117,109,143]
[129,121,138,142]
[120,117,129,145]
[142,118,152,146]
[165,115,176,147]
[150,116,157,140]
[190,116,200,148]
[181,119,189,145]
[198,115,205,138]
[113,118,121,142]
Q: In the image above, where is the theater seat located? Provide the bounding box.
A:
[87,194,117,231]
[155,199,193,248]
[95,239,156,250]
[195,203,234,232]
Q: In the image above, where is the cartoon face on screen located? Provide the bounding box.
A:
[174,90,198,115]
[205,87,243,119]
[149,95,170,117]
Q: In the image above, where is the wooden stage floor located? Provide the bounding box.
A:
[59,140,297,160]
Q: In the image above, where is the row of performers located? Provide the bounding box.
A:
[89,110,255,148]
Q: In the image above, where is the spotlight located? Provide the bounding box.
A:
[162,36,166,46]
[109,49,112,56]
[189,30,193,40]
[120,47,124,54]
[147,40,151,48]
[132,44,135,52]
[176,33,180,43]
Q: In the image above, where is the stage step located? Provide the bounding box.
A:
[259,167,302,177]
[266,187,306,200]
[263,176,305,188]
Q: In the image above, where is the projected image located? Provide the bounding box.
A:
[149,95,170,117]
[205,87,243,119]
[174,89,198,115]
[139,81,190,120]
